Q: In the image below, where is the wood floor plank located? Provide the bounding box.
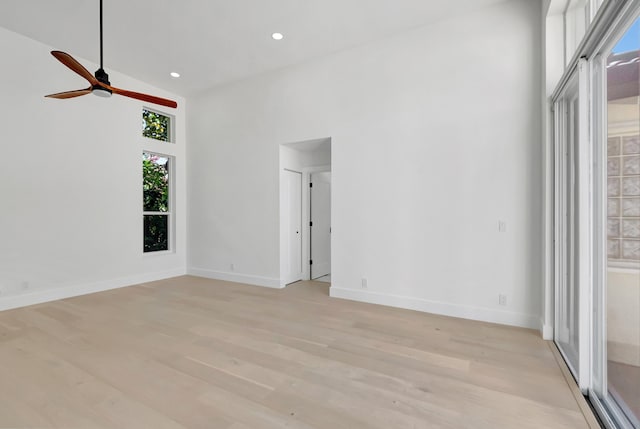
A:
[0,276,595,428]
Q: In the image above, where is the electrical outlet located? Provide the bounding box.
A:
[498,220,507,233]
[361,278,368,289]
[230,263,235,272]
[499,294,507,306]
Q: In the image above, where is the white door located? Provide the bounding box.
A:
[285,170,302,284]
[310,172,331,279]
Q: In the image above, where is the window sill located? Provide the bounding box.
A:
[143,249,175,257]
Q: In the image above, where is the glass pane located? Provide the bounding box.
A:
[144,215,168,252]
[606,15,640,427]
[143,153,169,212]
[142,109,171,142]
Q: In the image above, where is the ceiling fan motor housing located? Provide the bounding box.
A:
[94,68,110,85]
[92,68,112,97]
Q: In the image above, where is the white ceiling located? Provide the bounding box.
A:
[0,0,506,96]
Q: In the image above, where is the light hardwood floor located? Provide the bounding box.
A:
[0,276,597,428]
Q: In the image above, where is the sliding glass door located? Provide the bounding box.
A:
[552,4,640,426]
[591,13,640,428]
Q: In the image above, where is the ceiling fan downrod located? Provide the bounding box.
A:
[92,0,112,96]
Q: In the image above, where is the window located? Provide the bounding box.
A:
[143,152,171,252]
[607,135,640,263]
[142,108,172,142]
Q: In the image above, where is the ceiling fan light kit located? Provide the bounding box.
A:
[92,87,112,98]
[45,0,177,108]
[91,67,111,97]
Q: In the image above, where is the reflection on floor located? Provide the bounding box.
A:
[609,359,640,422]
[314,274,331,283]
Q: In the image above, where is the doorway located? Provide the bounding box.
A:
[279,137,332,288]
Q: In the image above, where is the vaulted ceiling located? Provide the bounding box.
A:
[0,0,506,96]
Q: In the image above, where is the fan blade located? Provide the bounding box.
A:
[45,88,92,99]
[51,51,99,86]
[106,85,177,108]
[112,88,177,108]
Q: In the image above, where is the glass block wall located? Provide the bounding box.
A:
[608,135,640,262]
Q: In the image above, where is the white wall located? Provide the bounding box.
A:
[0,26,187,310]
[607,270,640,366]
[188,0,542,328]
[280,144,331,172]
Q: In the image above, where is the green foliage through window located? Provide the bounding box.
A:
[143,153,169,212]
[144,215,168,253]
[142,109,171,142]
[143,152,170,252]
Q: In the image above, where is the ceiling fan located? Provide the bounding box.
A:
[45,0,177,108]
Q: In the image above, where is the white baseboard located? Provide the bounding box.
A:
[330,287,539,330]
[188,267,282,289]
[0,268,187,312]
[541,322,554,340]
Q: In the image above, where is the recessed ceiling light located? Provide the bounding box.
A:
[170,72,180,78]
[271,32,284,41]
